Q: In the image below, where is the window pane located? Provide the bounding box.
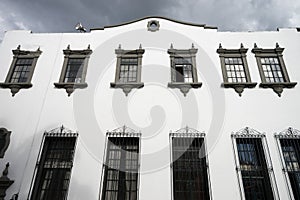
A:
[31,137,76,200]
[101,137,139,200]
[236,138,274,200]
[260,57,285,83]
[172,137,210,200]
[10,58,33,83]
[64,58,85,83]
[224,57,247,83]
[280,139,300,199]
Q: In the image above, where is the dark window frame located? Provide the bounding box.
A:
[251,43,297,97]
[170,127,211,200]
[110,45,145,96]
[232,127,279,200]
[0,45,42,96]
[217,44,257,96]
[29,127,78,200]
[275,127,300,200]
[100,126,141,200]
[54,45,92,96]
[167,44,202,96]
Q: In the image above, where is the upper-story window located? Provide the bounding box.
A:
[232,127,279,200]
[54,45,92,96]
[217,44,257,96]
[251,43,297,97]
[275,127,300,200]
[110,45,145,96]
[0,45,42,96]
[167,44,202,96]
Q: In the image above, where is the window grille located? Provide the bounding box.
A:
[101,137,139,200]
[30,136,77,200]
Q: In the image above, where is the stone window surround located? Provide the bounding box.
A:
[147,20,160,32]
[217,43,257,96]
[167,44,202,97]
[110,45,145,96]
[54,45,92,96]
[251,43,297,97]
[0,45,42,96]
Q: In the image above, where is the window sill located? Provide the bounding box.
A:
[259,82,297,97]
[110,82,144,96]
[168,82,202,96]
[222,82,257,96]
[54,82,88,96]
[0,82,32,96]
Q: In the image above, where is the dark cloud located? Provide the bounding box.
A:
[0,0,299,41]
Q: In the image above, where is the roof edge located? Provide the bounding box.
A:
[90,16,218,31]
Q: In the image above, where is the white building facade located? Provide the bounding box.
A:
[0,16,300,200]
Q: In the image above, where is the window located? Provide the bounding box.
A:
[30,127,77,200]
[217,44,257,96]
[232,127,279,200]
[275,127,300,200]
[54,45,92,96]
[101,126,141,200]
[167,44,202,96]
[0,128,11,158]
[147,20,160,32]
[170,127,211,200]
[251,43,297,96]
[110,45,145,96]
[0,45,42,96]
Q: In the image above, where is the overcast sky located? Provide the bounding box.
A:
[0,0,300,41]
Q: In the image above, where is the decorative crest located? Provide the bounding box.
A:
[107,125,141,137]
[170,126,205,137]
[44,125,78,137]
[275,127,300,138]
[231,127,265,138]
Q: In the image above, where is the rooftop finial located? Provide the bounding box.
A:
[240,43,244,48]
[170,43,173,49]
[67,45,70,50]
[219,43,222,49]
[139,44,142,49]
[17,45,21,50]
[118,44,122,49]
[276,42,280,48]
[191,43,195,49]
[87,44,90,49]
[254,43,258,48]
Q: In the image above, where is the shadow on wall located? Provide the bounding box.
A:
[0,133,36,200]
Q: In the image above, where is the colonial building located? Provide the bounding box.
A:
[0,16,299,200]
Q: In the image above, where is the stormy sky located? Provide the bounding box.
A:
[0,0,299,41]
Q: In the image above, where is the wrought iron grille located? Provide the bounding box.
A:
[102,137,139,200]
[119,58,138,83]
[236,138,274,200]
[224,57,247,83]
[172,137,210,200]
[10,58,34,83]
[173,57,193,83]
[279,139,300,199]
[31,136,76,200]
[64,58,85,83]
[260,57,285,83]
